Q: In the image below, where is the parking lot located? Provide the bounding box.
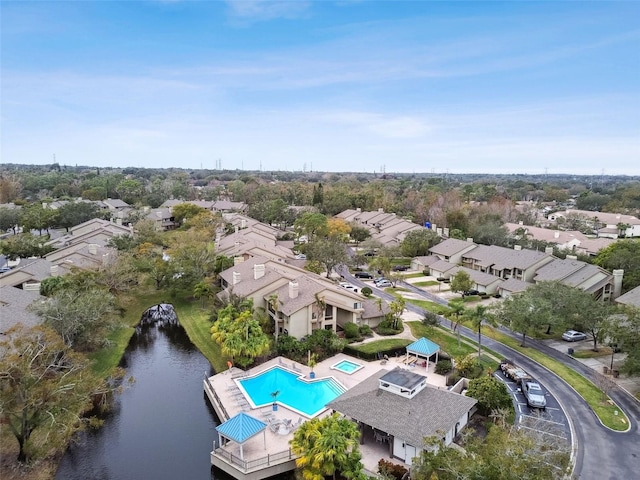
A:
[494,370,571,445]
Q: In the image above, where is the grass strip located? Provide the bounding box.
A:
[171,299,227,373]
[406,298,450,314]
[482,327,629,431]
[412,281,439,287]
[402,272,425,279]
[349,338,412,354]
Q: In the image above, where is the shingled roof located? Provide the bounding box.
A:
[327,370,476,448]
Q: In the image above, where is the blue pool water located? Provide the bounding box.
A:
[238,367,345,417]
[332,360,363,373]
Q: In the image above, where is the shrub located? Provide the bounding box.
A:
[343,322,360,339]
[378,458,408,480]
[481,294,490,300]
[435,359,453,375]
[493,293,502,298]
[455,355,484,378]
[361,286,372,297]
[466,375,513,415]
[359,324,373,336]
[422,311,439,326]
[376,319,404,336]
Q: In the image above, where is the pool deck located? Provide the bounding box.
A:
[205,353,447,479]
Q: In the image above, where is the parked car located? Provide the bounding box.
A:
[463,289,480,296]
[521,380,547,409]
[354,271,373,279]
[392,265,409,271]
[375,280,393,288]
[562,330,587,342]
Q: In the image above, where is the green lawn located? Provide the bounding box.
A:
[413,280,439,287]
[572,348,612,359]
[172,299,227,372]
[402,272,424,279]
[406,298,450,314]
[482,327,629,431]
[407,322,498,370]
[349,338,412,355]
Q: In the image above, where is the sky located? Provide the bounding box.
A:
[1,1,639,175]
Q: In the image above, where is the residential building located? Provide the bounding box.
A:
[506,222,614,256]
[615,286,640,309]
[328,368,477,463]
[217,257,386,338]
[547,209,640,239]
[0,286,46,334]
[0,258,67,292]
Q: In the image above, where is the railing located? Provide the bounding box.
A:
[204,377,230,421]
[213,446,296,472]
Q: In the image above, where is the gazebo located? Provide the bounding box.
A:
[215,412,267,460]
[405,337,440,369]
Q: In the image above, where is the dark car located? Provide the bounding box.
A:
[392,265,409,271]
[463,289,480,296]
[354,271,373,279]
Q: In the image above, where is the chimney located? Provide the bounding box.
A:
[545,247,554,255]
[254,264,265,280]
[514,245,522,251]
[289,281,299,299]
[50,265,59,276]
[88,244,97,255]
[241,219,247,229]
[612,269,624,298]
[566,255,577,260]
[466,238,473,243]
[554,231,560,239]
[356,208,361,212]
[443,228,450,237]
[235,225,239,233]
[378,208,384,213]
[232,271,241,285]
[519,221,524,225]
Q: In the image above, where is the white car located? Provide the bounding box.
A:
[375,280,392,288]
[562,330,587,342]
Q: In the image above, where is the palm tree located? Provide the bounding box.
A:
[448,300,465,332]
[267,293,282,342]
[193,280,213,309]
[314,293,326,328]
[467,304,495,360]
[291,413,364,480]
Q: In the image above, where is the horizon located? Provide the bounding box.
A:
[2,1,639,175]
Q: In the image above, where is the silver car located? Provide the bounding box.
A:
[562,330,587,342]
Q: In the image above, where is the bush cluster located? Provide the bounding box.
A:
[378,458,408,480]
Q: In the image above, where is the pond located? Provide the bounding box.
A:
[55,304,222,480]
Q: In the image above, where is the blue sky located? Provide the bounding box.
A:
[2,1,639,175]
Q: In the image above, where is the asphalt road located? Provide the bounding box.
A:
[338,266,640,478]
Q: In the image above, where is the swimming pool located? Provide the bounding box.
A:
[238,366,345,417]
[330,359,364,375]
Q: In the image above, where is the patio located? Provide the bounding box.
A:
[205,353,447,478]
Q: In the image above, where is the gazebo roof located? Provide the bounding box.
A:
[216,412,266,444]
[406,337,440,357]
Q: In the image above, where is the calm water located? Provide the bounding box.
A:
[56,311,222,480]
